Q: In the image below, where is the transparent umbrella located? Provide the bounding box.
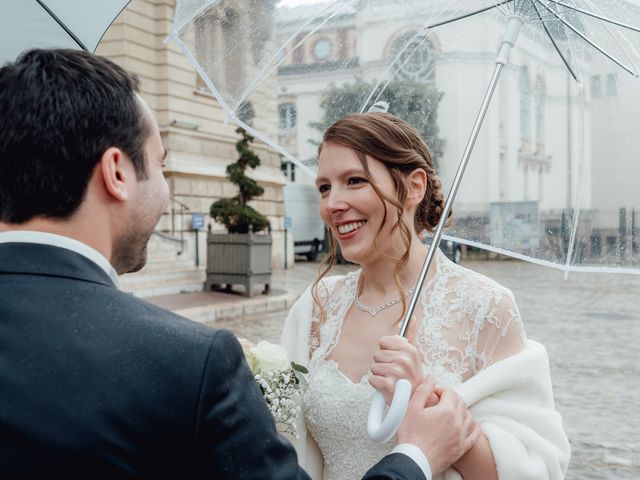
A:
[169,0,640,441]
[0,0,131,64]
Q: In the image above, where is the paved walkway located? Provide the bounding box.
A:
[148,258,640,479]
[145,264,316,323]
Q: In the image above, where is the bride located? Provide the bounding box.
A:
[281,112,570,480]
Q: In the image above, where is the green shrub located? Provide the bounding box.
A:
[210,128,271,234]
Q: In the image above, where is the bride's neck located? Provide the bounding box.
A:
[359,241,431,297]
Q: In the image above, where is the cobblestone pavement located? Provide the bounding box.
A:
[213,258,640,479]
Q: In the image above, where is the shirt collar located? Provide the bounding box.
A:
[0,230,121,289]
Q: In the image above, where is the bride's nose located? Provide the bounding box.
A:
[323,188,349,214]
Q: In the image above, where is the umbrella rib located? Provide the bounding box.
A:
[526,8,572,22]
[360,0,515,112]
[534,0,638,77]
[547,0,640,33]
[427,0,514,30]
[532,1,579,81]
[581,0,640,75]
[35,0,88,51]
[519,0,538,19]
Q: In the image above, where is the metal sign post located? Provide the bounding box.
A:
[284,216,292,269]
[191,213,205,267]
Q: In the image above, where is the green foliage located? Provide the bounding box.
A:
[310,79,444,164]
[210,128,270,233]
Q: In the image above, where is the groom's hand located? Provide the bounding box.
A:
[397,377,481,475]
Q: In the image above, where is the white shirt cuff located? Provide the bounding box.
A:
[391,443,432,480]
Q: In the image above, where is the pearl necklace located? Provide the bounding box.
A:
[354,287,415,317]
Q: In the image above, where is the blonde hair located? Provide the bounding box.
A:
[312,112,450,324]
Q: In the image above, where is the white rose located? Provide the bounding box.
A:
[252,341,290,373]
[237,337,258,374]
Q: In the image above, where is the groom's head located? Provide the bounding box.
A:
[0,49,169,273]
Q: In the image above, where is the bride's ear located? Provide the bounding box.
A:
[406,168,427,208]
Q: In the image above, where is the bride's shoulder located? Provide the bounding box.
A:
[438,254,516,304]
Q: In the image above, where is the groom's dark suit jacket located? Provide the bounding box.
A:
[0,243,424,479]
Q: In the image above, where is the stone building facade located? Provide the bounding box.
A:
[97,0,288,296]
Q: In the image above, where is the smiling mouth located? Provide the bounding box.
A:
[337,220,367,235]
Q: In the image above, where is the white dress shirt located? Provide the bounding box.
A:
[0,230,121,289]
[392,443,432,480]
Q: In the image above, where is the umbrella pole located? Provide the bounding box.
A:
[398,15,524,337]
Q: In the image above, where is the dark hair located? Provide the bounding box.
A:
[0,49,149,223]
[312,112,451,324]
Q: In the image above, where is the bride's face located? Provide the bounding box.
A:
[316,141,400,265]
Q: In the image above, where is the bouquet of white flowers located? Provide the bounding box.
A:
[238,339,308,437]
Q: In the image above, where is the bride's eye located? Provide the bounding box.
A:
[317,184,330,194]
[347,176,367,186]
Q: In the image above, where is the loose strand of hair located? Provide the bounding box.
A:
[311,229,336,326]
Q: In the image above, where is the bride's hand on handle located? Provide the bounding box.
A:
[369,332,438,406]
[397,378,481,476]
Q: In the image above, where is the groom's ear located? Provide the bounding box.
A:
[406,168,427,208]
[98,147,132,202]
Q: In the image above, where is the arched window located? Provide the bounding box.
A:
[389,31,435,83]
[519,67,531,143]
[534,73,546,149]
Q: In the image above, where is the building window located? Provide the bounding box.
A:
[606,235,617,255]
[591,75,602,98]
[606,73,618,96]
[237,101,255,127]
[390,31,435,83]
[279,103,297,130]
[519,67,531,143]
[312,38,332,62]
[281,160,296,182]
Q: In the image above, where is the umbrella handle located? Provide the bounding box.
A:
[367,379,412,443]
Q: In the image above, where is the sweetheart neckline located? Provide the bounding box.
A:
[318,358,372,386]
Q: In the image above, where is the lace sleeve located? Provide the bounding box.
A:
[475,288,527,372]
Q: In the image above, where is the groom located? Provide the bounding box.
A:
[0,49,476,478]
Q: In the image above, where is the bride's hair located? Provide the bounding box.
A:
[312,112,451,324]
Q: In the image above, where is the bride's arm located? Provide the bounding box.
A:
[452,290,526,480]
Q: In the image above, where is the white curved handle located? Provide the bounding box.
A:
[367,379,412,443]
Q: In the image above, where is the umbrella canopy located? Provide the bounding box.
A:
[169,0,640,275]
[0,0,131,64]
[170,0,640,443]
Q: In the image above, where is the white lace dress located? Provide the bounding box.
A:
[295,251,527,480]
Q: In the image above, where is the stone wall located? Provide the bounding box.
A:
[97,0,287,272]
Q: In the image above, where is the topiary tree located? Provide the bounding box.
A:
[210,127,270,234]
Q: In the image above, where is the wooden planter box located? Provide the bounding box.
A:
[204,231,272,297]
